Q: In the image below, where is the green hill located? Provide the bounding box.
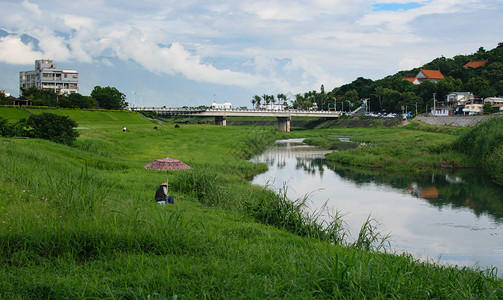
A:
[291,42,503,113]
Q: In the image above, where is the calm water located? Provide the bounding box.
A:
[251,139,503,273]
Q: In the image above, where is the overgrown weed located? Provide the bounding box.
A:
[244,182,390,251]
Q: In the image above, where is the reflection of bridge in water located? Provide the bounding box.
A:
[132,107,341,132]
[251,139,332,175]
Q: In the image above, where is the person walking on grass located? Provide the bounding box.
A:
[155,181,174,204]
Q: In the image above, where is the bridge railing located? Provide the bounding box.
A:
[131,107,339,114]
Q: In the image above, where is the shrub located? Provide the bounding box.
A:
[25,113,79,145]
[452,117,503,183]
[0,117,27,137]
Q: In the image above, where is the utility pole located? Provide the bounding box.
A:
[433,93,436,116]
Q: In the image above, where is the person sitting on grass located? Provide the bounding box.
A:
[155,181,174,204]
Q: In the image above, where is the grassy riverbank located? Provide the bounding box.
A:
[296,120,473,173]
[0,108,501,298]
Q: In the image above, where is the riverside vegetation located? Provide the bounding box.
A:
[0,107,502,298]
[300,117,503,186]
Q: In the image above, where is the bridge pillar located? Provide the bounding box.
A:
[277,117,291,132]
[215,116,227,126]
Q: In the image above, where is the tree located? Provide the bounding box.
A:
[25,113,79,145]
[68,93,99,109]
[467,77,494,98]
[270,95,276,105]
[22,87,59,107]
[91,86,127,110]
[483,103,495,115]
[277,93,287,107]
[292,94,304,109]
[372,86,385,111]
[252,95,261,109]
[0,117,11,136]
[435,76,464,100]
[0,91,7,104]
[340,89,359,111]
[382,88,402,112]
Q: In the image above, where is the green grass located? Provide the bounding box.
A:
[0,109,501,298]
[290,123,472,172]
[0,106,31,122]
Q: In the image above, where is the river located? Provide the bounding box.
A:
[251,139,503,273]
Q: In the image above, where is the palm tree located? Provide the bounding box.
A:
[252,95,261,109]
[277,93,287,107]
[263,94,271,106]
[373,86,384,111]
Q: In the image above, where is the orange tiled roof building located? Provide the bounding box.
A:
[463,60,488,69]
[403,69,445,85]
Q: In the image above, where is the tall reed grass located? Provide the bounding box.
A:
[452,117,503,183]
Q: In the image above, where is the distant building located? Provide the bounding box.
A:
[260,103,285,111]
[430,106,454,116]
[211,100,232,110]
[415,69,444,84]
[483,97,503,106]
[463,60,488,69]
[463,103,483,115]
[403,77,420,85]
[19,59,79,95]
[403,69,445,85]
[484,97,503,112]
[446,92,475,106]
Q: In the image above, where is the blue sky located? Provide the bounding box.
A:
[0,0,502,108]
[373,1,426,11]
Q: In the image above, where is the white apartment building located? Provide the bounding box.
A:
[20,60,78,95]
[446,92,474,105]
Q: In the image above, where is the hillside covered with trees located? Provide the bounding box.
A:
[255,42,503,114]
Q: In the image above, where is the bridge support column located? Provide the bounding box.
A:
[277,117,291,132]
[215,116,227,126]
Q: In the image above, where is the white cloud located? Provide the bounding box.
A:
[63,15,95,30]
[0,35,42,64]
[101,29,265,87]
[399,57,422,70]
[0,0,502,106]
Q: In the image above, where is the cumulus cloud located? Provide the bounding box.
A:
[0,0,501,105]
[0,35,43,64]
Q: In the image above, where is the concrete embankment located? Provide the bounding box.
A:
[414,115,501,127]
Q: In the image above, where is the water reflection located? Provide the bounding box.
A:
[251,139,503,272]
[328,164,503,223]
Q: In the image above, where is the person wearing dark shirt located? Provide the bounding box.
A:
[155,181,174,204]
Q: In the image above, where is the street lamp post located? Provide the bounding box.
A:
[433,93,436,116]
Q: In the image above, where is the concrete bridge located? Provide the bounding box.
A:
[132,107,341,132]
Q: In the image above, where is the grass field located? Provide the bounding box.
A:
[0,107,501,298]
[293,121,473,172]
